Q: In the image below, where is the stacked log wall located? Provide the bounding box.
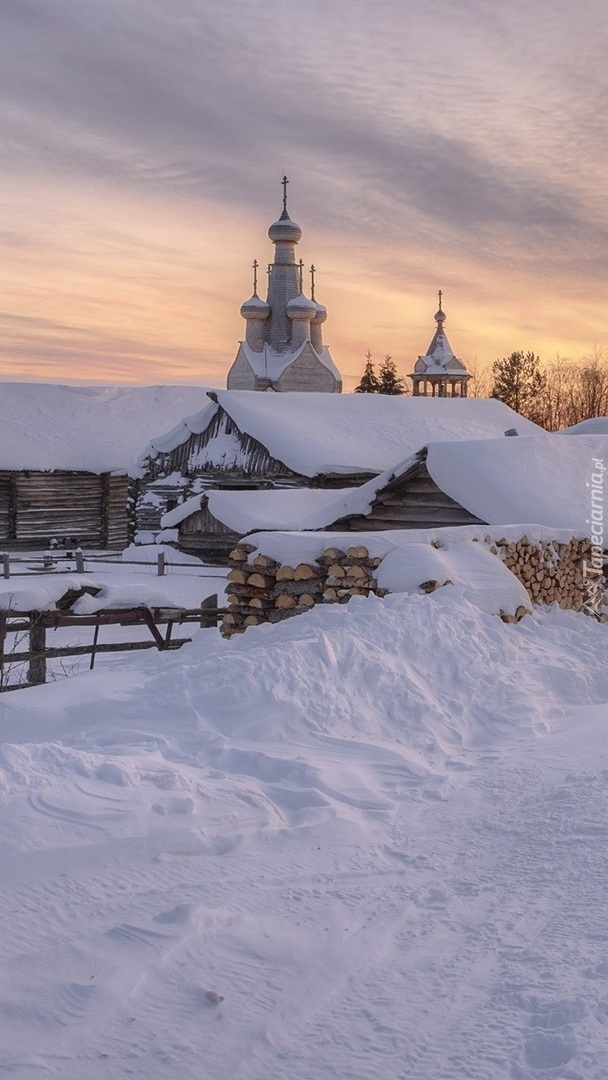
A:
[0,471,130,550]
[102,475,130,549]
[330,464,485,532]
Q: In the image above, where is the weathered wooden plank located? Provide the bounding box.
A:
[363,504,482,522]
[28,620,46,685]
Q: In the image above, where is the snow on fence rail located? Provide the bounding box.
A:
[0,595,224,691]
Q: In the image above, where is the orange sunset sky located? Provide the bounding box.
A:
[1,0,606,392]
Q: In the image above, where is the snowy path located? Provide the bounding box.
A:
[1,590,608,1078]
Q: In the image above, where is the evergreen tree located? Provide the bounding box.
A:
[354,351,380,393]
[490,351,546,424]
[377,354,406,395]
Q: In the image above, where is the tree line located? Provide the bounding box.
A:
[476,349,608,430]
[353,347,608,429]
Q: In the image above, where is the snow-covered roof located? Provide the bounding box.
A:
[146,392,543,479]
[171,430,607,536]
[413,315,468,377]
[426,433,608,532]
[561,417,608,435]
[240,341,341,383]
[208,487,355,532]
[0,383,211,473]
[161,486,360,532]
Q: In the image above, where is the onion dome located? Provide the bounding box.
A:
[435,307,446,324]
[240,293,269,320]
[286,292,317,320]
[313,300,327,324]
[268,209,302,244]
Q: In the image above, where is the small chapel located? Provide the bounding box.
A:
[226,178,342,393]
[409,293,471,397]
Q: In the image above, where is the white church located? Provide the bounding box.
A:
[226,177,342,393]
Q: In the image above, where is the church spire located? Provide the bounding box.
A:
[408,293,470,397]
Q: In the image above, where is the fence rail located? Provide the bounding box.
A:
[1,550,222,578]
[0,595,225,691]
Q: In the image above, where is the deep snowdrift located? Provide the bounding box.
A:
[1,591,608,1078]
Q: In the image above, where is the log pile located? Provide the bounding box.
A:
[221,544,386,637]
[220,533,606,638]
[483,534,605,616]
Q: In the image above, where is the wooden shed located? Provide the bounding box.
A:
[326,453,485,532]
[136,390,543,536]
[0,383,206,551]
[158,452,485,560]
[0,471,130,550]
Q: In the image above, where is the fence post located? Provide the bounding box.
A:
[157,551,165,577]
[2,553,9,580]
[0,611,6,687]
[28,615,47,686]
[200,594,218,628]
[76,550,85,573]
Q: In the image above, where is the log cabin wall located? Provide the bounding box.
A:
[330,462,486,532]
[148,407,299,483]
[0,471,129,550]
[177,505,242,563]
[102,475,131,548]
[0,478,10,545]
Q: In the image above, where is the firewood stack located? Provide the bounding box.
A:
[483,534,606,616]
[220,543,385,637]
[220,534,606,638]
[317,546,385,604]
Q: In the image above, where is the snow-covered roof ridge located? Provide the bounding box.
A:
[135,399,219,470]
[193,392,544,479]
[0,383,213,473]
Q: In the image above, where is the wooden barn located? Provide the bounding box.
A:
[0,383,209,550]
[160,431,606,559]
[159,450,485,560]
[135,390,543,541]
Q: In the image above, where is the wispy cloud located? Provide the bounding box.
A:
[1,0,606,383]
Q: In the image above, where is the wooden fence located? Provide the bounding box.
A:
[1,550,218,578]
[0,595,225,691]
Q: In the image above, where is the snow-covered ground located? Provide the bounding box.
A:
[1,585,608,1079]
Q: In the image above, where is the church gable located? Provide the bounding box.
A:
[276,345,340,393]
[227,345,256,391]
